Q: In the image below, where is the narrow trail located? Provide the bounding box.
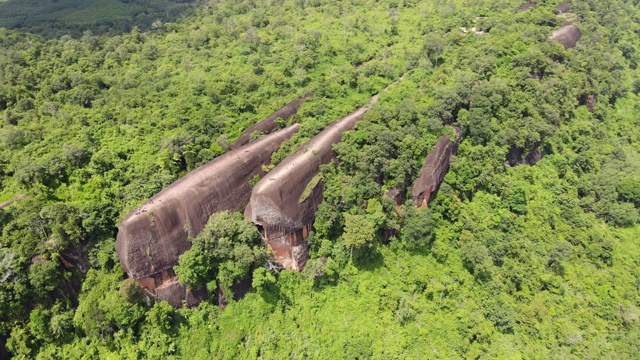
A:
[0,194,26,209]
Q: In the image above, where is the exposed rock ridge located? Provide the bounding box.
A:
[412,134,459,207]
[115,124,299,305]
[245,96,378,271]
[550,24,581,49]
[232,95,310,150]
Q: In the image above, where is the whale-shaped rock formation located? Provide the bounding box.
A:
[116,124,299,306]
[245,98,377,271]
[231,95,309,150]
[550,24,581,49]
[412,134,459,207]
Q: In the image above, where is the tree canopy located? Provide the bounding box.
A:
[1,0,640,358]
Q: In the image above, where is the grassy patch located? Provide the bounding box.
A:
[299,174,322,203]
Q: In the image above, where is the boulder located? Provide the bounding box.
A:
[550,25,581,49]
[412,135,458,207]
[116,124,299,306]
[245,99,376,271]
[519,2,537,11]
[154,278,205,308]
[555,3,572,14]
[386,188,404,206]
[231,95,310,150]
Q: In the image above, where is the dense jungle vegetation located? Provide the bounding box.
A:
[1,0,640,358]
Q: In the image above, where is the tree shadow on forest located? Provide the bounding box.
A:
[0,0,196,39]
[353,246,385,272]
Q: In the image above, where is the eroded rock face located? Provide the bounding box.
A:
[412,135,458,207]
[231,95,309,150]
[550,25,581,49]
[116,125,299,305]
[245,100,375,271]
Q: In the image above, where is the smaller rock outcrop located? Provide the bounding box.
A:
[386,188,404,206]
[232,95,310,150]
[116,124,299,306]
[555,3,572,14]
[245,97,377,271]
[581,94,596,113]
[412,135,459,207]
[154,278,205,308]
[505,143,543,167]
[519,2,537,11]
[550,25,581,49]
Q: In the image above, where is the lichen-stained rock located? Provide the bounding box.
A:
[412,135,458,207]
[550,25,581,49]
[116,124,299,301]
[231,95,310,150]
[245,99,376,271]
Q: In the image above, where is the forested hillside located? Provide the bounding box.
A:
[1,0,640,358]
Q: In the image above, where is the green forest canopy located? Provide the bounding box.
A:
[0,0,640,358]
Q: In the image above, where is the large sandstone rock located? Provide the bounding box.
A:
[550,25,581,49]
[231,95,309,150]
[245,98,376,271]
[116,124,299,306]
[412,135,458,207]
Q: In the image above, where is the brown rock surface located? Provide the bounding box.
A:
[412,135,458,207]
[245,97,377,271]
[587,94,596,113]
[116,124,299,303]
[154,279,205,308]
[231,95,309,150]
[519,2,537,11]
[386,188,404,206]
[550,25,581,49]
[555,3,572,14]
